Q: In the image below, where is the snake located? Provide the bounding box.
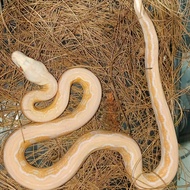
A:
[3,1,178,190]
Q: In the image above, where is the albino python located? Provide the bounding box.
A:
[3,0,178,190]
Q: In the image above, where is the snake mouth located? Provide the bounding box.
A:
[12,60,23,72]
[11,51,25,72]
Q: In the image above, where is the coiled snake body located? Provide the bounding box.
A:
[4,1,178,190]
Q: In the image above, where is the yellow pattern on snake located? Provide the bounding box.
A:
[4,1,178,190]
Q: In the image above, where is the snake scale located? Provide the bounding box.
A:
[3,1,178,190]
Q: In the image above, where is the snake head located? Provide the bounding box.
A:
[12,51,50,85]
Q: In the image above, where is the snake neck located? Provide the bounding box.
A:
[21,73,58,122]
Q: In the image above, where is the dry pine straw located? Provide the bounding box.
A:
[0,0,189,189]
